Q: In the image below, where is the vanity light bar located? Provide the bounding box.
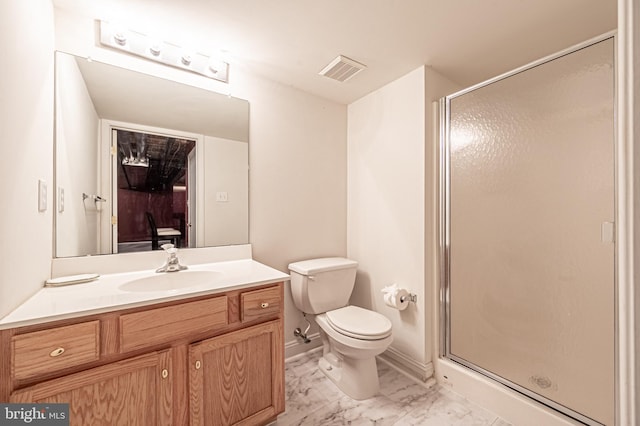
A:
[98,20,229,83]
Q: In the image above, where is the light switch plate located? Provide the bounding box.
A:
[601,221,615,243]
[38,180,47,212]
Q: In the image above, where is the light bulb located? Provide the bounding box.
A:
[208,60,221,74]
[112,25,128,46]
[149,41,162,57]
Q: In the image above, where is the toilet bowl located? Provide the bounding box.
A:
[288,258,393,400]
[315,306,392,399]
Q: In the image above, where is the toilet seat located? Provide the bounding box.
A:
[325,305,392,340]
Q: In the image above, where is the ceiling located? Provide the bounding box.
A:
[52,0,617,105]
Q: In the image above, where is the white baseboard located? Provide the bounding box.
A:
[377,346,434,383]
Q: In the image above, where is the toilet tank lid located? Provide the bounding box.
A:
[288,257,358,275]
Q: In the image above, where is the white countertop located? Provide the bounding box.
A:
[0,259,289,330]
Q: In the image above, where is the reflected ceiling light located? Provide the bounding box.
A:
[111,24,128,46]
[113,31,127,46]
[121,133,150,167]
[99,20,229,83]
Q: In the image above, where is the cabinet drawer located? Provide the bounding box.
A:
[241,286,281,323]
[120,296,228,353]
[12,321,100,381]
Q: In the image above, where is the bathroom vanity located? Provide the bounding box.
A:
[0,255,287,426]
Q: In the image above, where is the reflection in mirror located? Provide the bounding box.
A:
[54,51,249,258]
[116,130,196,252]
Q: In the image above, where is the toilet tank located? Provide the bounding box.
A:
[288,257,358,314]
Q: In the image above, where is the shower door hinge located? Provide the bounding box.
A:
[601,221,615,243]
[110,146,116,156]
[111,216,117,225]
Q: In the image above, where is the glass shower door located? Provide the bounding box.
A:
[443,37,614,425]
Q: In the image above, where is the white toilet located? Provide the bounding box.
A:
[288,257,393,400]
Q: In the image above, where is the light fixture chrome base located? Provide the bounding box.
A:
[99,20,229,83]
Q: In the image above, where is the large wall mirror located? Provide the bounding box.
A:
[55,51,249,258]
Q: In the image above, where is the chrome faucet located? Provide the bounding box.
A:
[156,243,188,273]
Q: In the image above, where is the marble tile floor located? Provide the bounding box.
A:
[276,349,511,426]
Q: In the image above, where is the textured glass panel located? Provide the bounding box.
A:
[448,38,614,425]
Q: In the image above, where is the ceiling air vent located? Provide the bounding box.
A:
[319,55,366,82]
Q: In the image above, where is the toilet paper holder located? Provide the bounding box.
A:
[381,284,417,308]
[400,293,417,303]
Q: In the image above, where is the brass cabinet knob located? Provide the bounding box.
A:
[49,347,65,357]
[195,360,202,370]
[161,369,168,379]
[261,302,269,309]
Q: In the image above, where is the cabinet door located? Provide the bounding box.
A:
[11,350,172,426]
[189,320,284,426]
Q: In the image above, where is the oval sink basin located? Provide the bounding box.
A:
[119,270,221,292]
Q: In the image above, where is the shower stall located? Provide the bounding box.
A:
[440,35,615,425]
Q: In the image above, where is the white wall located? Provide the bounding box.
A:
[55,52,100,257]
[348,67,426,365]
[347,66,458,378]
[203,136,249,246]
[0,0,55,318]
[51,8,347,350]
[233,69,347,351]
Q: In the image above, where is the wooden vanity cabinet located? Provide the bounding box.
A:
[11,350,173,426]
[189,320,284,426]
[11,320,100,381]
[0,282,285,426]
